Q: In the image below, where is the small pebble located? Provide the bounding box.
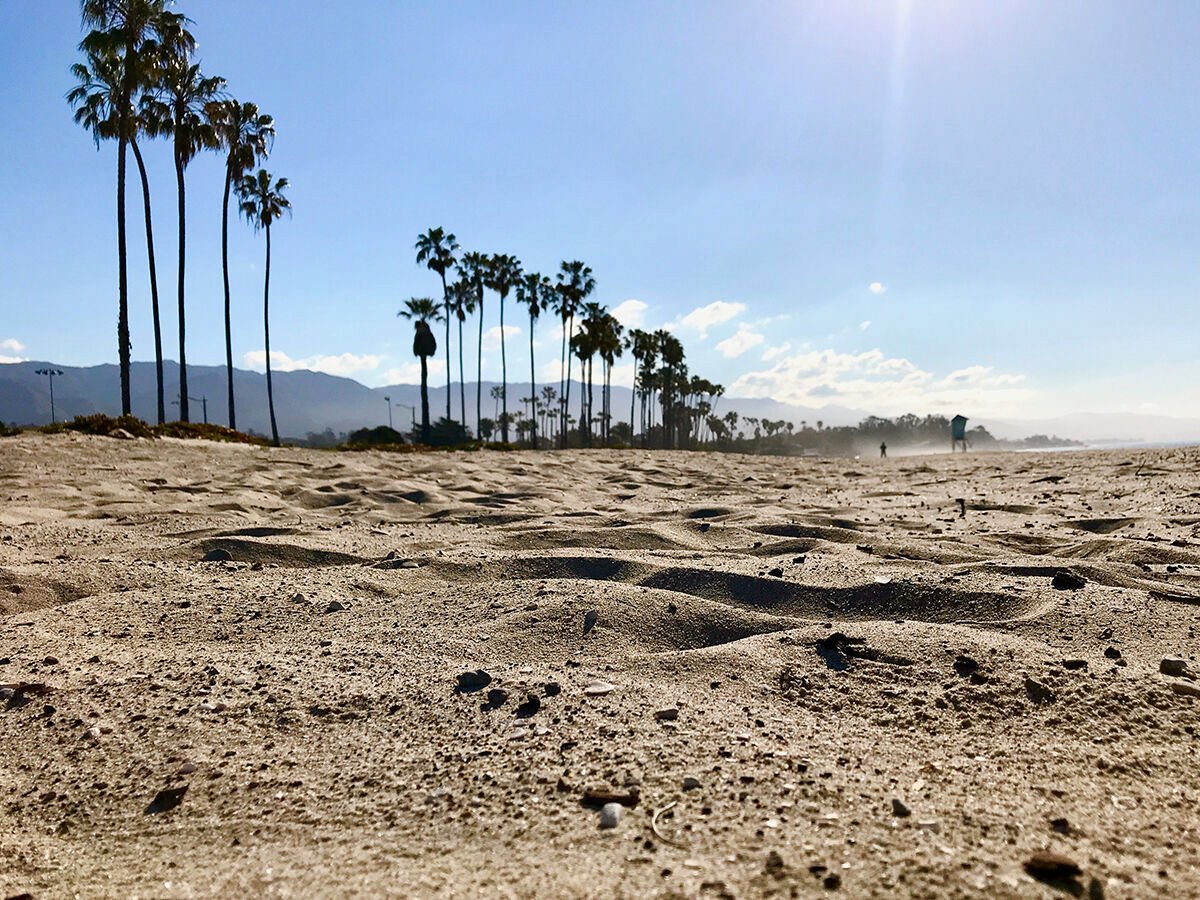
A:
[654,706,679,721]
[599,802,621,829]
[1160,657,1190,678]
[455,670,492,693]
[1051,571,1086,590]
[584,681,616,697]
[1024,850,1081,880]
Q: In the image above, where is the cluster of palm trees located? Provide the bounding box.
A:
[403,228,725,450]
[70,0,290,444]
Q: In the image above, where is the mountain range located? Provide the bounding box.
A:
[1,360,1197,446]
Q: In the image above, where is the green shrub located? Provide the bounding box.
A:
[155,421,269,445]
[62,414,156,438]
[345,425,407,446]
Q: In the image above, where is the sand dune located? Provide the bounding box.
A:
[1,433,1197,897]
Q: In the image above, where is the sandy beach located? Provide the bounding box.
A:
[1,433,1197,898]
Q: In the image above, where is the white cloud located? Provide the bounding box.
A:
[0,338,26,363]
[674,300,746,338]
[242,350,384,377]
[610,299,648,329]
[761,342,791,362]
[730,348,1031,416]
[715,324,765,359]
[859,320,872,330]
[482,325,520,351]
[381,359,446,384]
[869,282,887,295]
[609,362,635,389]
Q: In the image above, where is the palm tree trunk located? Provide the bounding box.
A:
[264,223,278,446]
[220,162,236,430]
[475,293,484,440]
[419,354,430,444]
[440,270,451,423]
[458,316,466,427]
[585,356,594,448]
[529,315,537,449]
[604,361,612,446]
[562,315,573,448]
[499,292,508,442]
[174,142,189,423]
[131,139,163,425]
[116,136,131,416]
[630,368,636,448]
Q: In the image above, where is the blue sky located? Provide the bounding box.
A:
[1,0,1198,418]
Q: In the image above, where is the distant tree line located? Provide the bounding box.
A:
[403,228,730,450]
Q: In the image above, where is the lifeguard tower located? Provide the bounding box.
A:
[951,414,969,452]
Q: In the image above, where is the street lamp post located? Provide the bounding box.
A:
[384,395,394,430]
[35,368,64,423]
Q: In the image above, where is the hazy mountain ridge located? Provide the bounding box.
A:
[2,360,1197,445]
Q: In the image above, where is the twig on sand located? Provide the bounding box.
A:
[651,801,687,848]
[1150,590,1200,606]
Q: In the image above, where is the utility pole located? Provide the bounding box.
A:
[173,395,208,424]
[35,368,64,423]
[394,402,416,429]
[384,395,393,430]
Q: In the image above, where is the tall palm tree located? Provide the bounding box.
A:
[398,297,441,444]
[516,271,549,448]
[158,52,223,422]
[657,331,685,449]
[77,0,192,416]
[207,99,273,431]
[415,228,458,423]
[554,261,594,447]
[69,48,166,422]
[449,276,476,428]
[486,253,522,442]
[487,254,521,440]
[237,169,291,447]
[457,251,488,438]
[596,312,624,446]
[624,328,651,446]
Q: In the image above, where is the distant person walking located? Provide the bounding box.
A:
[879,441,887,458]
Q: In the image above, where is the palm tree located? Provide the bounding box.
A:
[158,52,223,422]
[516,271,549,448]
[415,228,458,423]
[69,48,167,422]
[596,312,624,445]
[77,0,192,416]
[624,328,652,446]
[237,169,291,447]
[398,297,441,444]
[486,254,522,442]
[554,261,594,447]
[457,251,488,438]
[207,99,274,431]
[657,331,685,449]
[449,276,476,428]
